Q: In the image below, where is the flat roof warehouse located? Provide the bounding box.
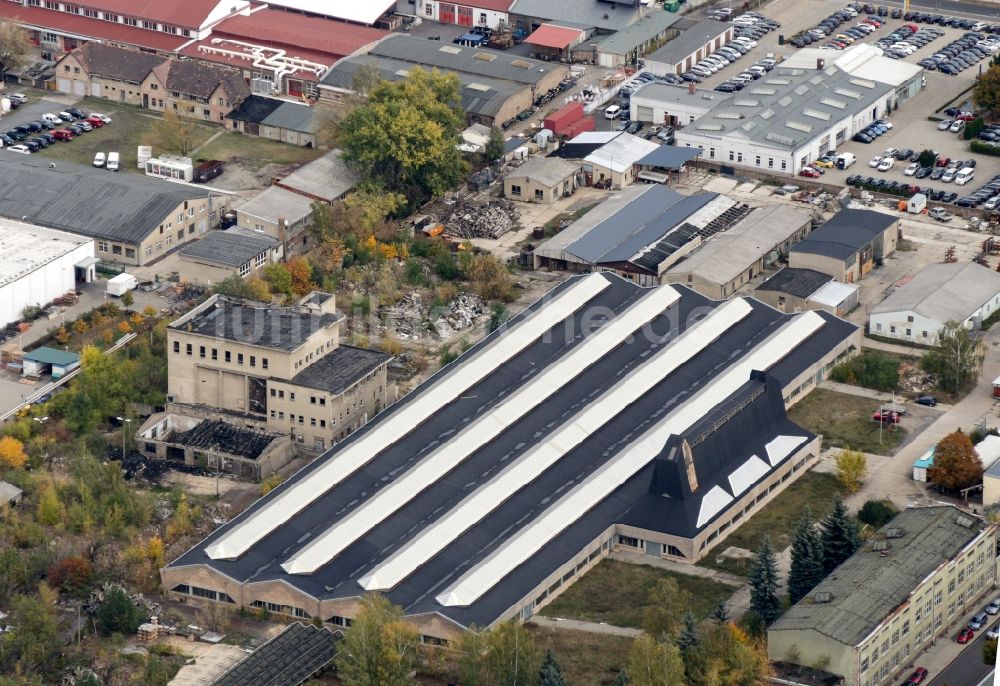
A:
[165,274,858,636]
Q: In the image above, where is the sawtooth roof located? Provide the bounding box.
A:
[870,262,1000,323]
[0,155,212,244]
[168,274,857,630]
[771,506,989,647]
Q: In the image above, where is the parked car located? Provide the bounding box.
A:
[989,626,1000,640]
[969,612,989,630]
[915,396,938,406]
[800,166,822,178]
[52,128,75,141]
[987,598,1000,614]
[904,162,920,176]
[5,144,30,155]
[906,668,928,685]
[93,152,106,168]
[872,410,902,424]
[957,627,975,643]
[878,157,895,171]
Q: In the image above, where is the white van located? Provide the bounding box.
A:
[106,152,120,172]
[955,167,975,185]
[93,152,105,168]
[836,152,857,170]
[42,113,63,125]
[604,105,621,120]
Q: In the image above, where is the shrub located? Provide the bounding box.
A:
[830,350,899,392]
[971,140,1000,157]
[858,499,899,528]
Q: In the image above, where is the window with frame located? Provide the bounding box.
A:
[98,241,108,252]
[239,262,250,277]
[510,184,521,196]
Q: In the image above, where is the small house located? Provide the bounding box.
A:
[21,347,80,380]
[0,481,22,506]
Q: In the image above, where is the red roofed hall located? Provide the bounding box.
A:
[404,0,516,30]
[524,23,586,60]
[69,0,242,32]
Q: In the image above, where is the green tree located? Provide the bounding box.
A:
[467,253,515,301]
[485,126,505,162]
[748,535,781,625]
[262,263,294,299]
[97,586,144,635]
[489,303,509,333]
[148,108,201,155]
[687,622,771,685]
[974,64,1000,116]
[788,507,825,605]
[454,626,490,686]
[928,431,984,492]
[858,499,899,528]
[35,481,62,526]
[627,635,686,686]
[213,274,271,301]
[829,350,899,391]
[0,21,30,71]
[483,621,540,686]
[120,290,134,309]
[985,638,998,666]
[676,612,700,660]
[536,649,566,686]
[338,68,468,209]
[835,448,868,493]
[0,587,59,674]
[709,602,729,624]
[612,670,630,685]
[334,594,418,686]
[921,320,986,394]
[917,149,937,167]
[821,495,861,574]
[642,577,693,637]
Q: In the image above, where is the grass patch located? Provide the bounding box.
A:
[527,625,633,686]
[36,98,214,172]
[699,471,845,576]
[193,131,324,171]
[788,388,906,454]
[864,332,934,350]
[539,559,736,629]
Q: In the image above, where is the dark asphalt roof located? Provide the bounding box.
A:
[171,296,342,351]
[179,228,277,268]
[756,268,832,299]
[225,94,283,124]
[638,145,702,169]
[169,274,857,630]
[0,155,212,244]
[790,209,898,260]
[210,622,341,686]
[171,420,277,461]
[291,345,392,395]
[66,42,165,83]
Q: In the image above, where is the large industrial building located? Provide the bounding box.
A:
[164,273,860,642]
[769,506,997,686]
[789,209,899,283]
[0,218,95,329]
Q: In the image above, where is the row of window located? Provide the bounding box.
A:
[97,242,136,259]
[269,410,331,429]
[173,341,270,370]
[250,600,311,619]
[171,584,235,604]
[28,0,194,37]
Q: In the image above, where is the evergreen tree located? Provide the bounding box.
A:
[676,612,700,660]
[612,669,630,685]
[709,601,729,624]
[748,535,781,625]
[788,507,825,604]
[537,649,567,686]
[821,495,862,574]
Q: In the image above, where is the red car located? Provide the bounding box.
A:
[957,627,974,643]
[84,115,104,128]
[936,156,951,167]
[957,112,977,122]
[872,410,902,424]
[907,667,928,684]
[799,167,822,178]
[51,128,75,141]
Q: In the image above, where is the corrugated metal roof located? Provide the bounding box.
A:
[869,262,1000,324]
[179,228,277,268]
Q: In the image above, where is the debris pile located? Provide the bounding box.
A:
[898,362,936,395]
[445,199,520,239]
[382,292,427,340]
[431,293,488,339]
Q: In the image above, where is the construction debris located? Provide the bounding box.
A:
[431,293,488,339]
[445,198,520,239]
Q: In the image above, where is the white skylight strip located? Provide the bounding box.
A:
[360,298,754,591]
[281,285,682,574]
[697,486,734,528]
[436,310,826,607]
[204,273,612,560]
[727,455,770,496]
[765,434,808,466]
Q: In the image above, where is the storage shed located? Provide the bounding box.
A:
[22,347,80,379]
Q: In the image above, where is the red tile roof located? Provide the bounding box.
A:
[459,0,516,11]
[77,0,226,30]
[524,23,585,50]
[211,9,387,60]
[0,4,188,51]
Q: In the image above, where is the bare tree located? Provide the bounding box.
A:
[148,108,202,156]
[0,20,30,71]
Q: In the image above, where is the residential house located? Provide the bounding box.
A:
[143,59,250,124]
[55,42,166,103]
[503,157,579,204]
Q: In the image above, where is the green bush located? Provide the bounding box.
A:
[964,118,985,141]
[971,140,1000,157]
[858,499,899,528]
[830,350,900,392]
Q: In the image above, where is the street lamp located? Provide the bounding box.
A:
[116,416,132,458]
[33,416,48,425]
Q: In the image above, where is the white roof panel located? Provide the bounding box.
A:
[437,310,827,606]
[281,285,682,574]
[361,297,754,590]
[697,486,734,528]
[204,273,611,561]
[265,0,394,24]
[728,455,770,496]
[765,434,808,467]
[808,280,858,308]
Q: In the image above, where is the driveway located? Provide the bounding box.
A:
[0,92,81,133]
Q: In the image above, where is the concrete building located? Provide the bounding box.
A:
[629,82,729,128]
[789,210,899,283]
[503,157,580,204]
[644,18,734,76]
[581,132,658,189]
[0,218,95,329]
[532,184,750,283]
[263,0,396,26]
[593,12,682,68]
[226,96,319,147]
[137,414,294,481]
[162,273,859,642]
[755,267,860,316]
[142,59,250,124]
[509,0,650,35]
[177,228,282,286]
[662,204,814,299]
[523,24,587,61]
[55,42,165,102]
[869,262,1000,344]
[273,150,359,204]
[0,156,226,268]
[674,63,894,176]
[395,0,516,30]
[768,506,997,686]
[166,291,392,452]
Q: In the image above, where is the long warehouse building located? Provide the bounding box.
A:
[163,273,860,642]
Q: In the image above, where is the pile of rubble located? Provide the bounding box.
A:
[83,582,162,618]
[445,199,520,239]
[431,293,488,339]
[382,291,427,340]
[899,362,936,395]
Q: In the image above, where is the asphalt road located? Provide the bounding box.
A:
[927,629,994,686]
[879,0,1000,19]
